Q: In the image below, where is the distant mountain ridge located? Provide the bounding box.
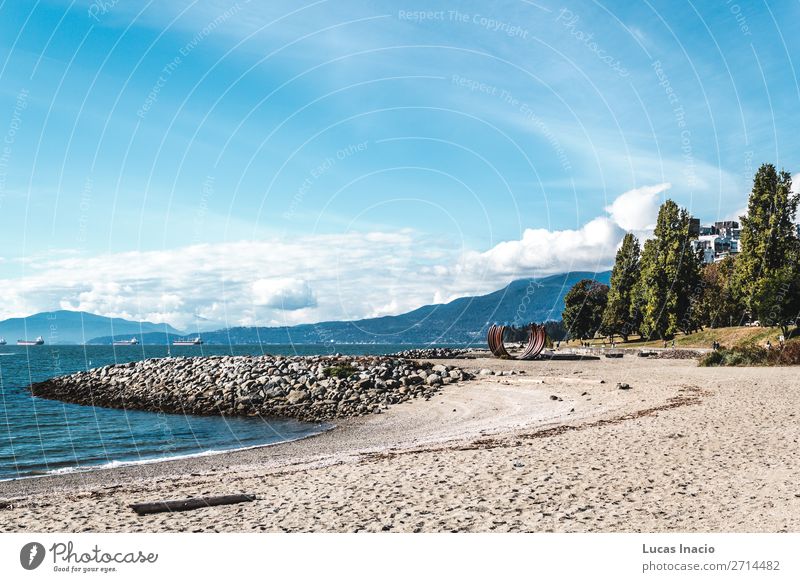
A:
[0,310,183,345]
[86,271,611,345]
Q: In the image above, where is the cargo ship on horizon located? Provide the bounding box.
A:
[17,336,44,346]
[172,337,203,346]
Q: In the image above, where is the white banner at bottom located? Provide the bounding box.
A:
[0,533,796,581]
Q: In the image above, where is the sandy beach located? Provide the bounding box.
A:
[1,355,798,533]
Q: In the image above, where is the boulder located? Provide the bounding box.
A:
[286,389,308,404]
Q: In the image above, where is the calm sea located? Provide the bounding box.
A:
[0,343,411,481]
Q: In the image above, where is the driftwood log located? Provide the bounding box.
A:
[130,494,256,515]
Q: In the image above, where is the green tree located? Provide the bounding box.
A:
[633,200,703,340]
[676,242,705,335]
[601,233,640,341]
[733,164,800,336]
[696,257,745,328]
[562,279,609,340]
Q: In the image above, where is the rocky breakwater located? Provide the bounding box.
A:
[391,347,473,359]
[28,355,474,422]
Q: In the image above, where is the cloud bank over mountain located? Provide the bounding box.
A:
[449,183,666,288]
[0,185,666,328]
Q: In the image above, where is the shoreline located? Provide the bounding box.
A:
[0,423,336,485]
[7,350,474,484]
[3,356,799,532]
[1,355,650,495]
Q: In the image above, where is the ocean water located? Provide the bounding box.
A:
[0,343,410,481]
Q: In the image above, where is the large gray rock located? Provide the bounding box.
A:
[426,374,442,386]
[285,389,308,404]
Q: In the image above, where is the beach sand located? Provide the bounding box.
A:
[1,356,798,532]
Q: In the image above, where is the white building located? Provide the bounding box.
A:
[691,221,742,264]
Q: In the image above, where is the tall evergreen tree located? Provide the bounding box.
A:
[562,279,609,340]
[633,200,702,339]
[601,233,640,341]
[733,164,800,336]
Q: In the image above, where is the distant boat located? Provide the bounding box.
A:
[113,337,139,346]
[172,337,203,346]
[17,336,44,346]
[0,338,6,345]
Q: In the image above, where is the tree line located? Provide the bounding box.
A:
[561,163,800,341]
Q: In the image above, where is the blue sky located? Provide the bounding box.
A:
[0,0,798,329]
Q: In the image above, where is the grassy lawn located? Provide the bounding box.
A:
[567,326,800,349]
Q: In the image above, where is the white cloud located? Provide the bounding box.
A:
[605,182,669,231]
[458,216,622,278]
[0,233,459,329]
[726,206,748,222]
[0,185,668,327]
[446,184,668,290]
[252,278,317,310]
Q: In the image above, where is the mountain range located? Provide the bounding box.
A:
[82,270,611,345]
[0,310,182,345]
